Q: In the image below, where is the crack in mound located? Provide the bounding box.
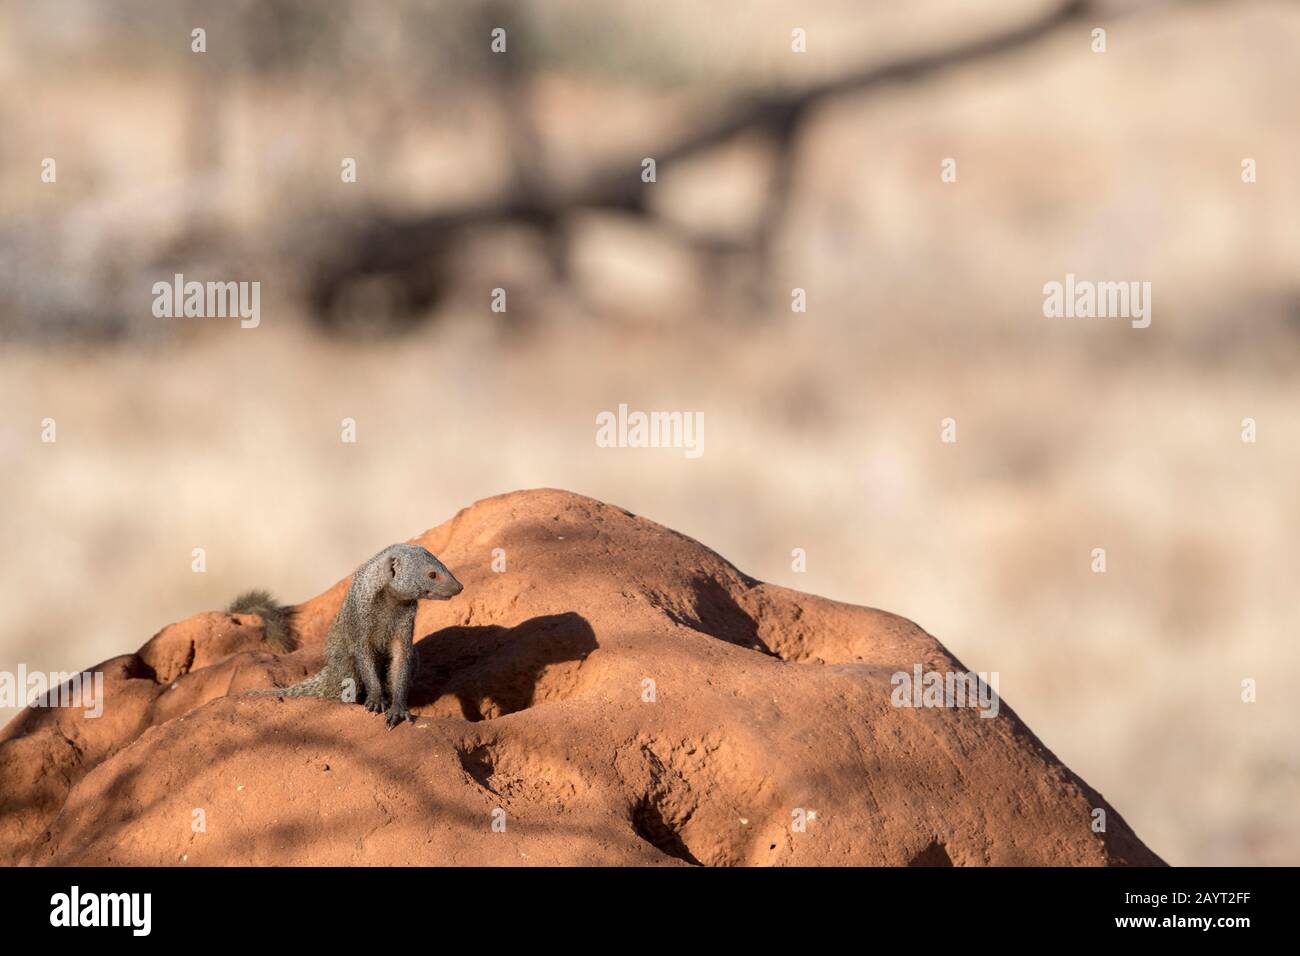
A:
[456,744,497,793]
[454,738,590,807]
[631,794,702,866]
[909,839,954,867]
[614,733,772,867]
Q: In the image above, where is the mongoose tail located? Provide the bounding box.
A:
[244,669,328,698]
[227,589,298,653]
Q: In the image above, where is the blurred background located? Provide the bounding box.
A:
[1,0,1297,865]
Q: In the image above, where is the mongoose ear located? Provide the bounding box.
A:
[389,556,398,578]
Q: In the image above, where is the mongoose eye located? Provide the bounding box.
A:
[427,571,439,580]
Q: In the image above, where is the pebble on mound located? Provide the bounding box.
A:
[0,489,1163,866]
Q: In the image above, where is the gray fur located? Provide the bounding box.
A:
[246,543,463,728]
[227,589,298,653]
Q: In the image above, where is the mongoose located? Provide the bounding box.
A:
[247,543,463,728]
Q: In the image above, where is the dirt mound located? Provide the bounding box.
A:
[0,489,1162,865]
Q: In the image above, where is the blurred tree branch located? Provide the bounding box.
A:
[307,0,1199,326]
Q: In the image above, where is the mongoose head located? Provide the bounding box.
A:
[387,544,463,602]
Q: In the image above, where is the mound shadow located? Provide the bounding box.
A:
[410,612,598,721]
[663,575,776,658]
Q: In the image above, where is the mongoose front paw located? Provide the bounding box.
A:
[384,707,413,729]
[365,697,387,714]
